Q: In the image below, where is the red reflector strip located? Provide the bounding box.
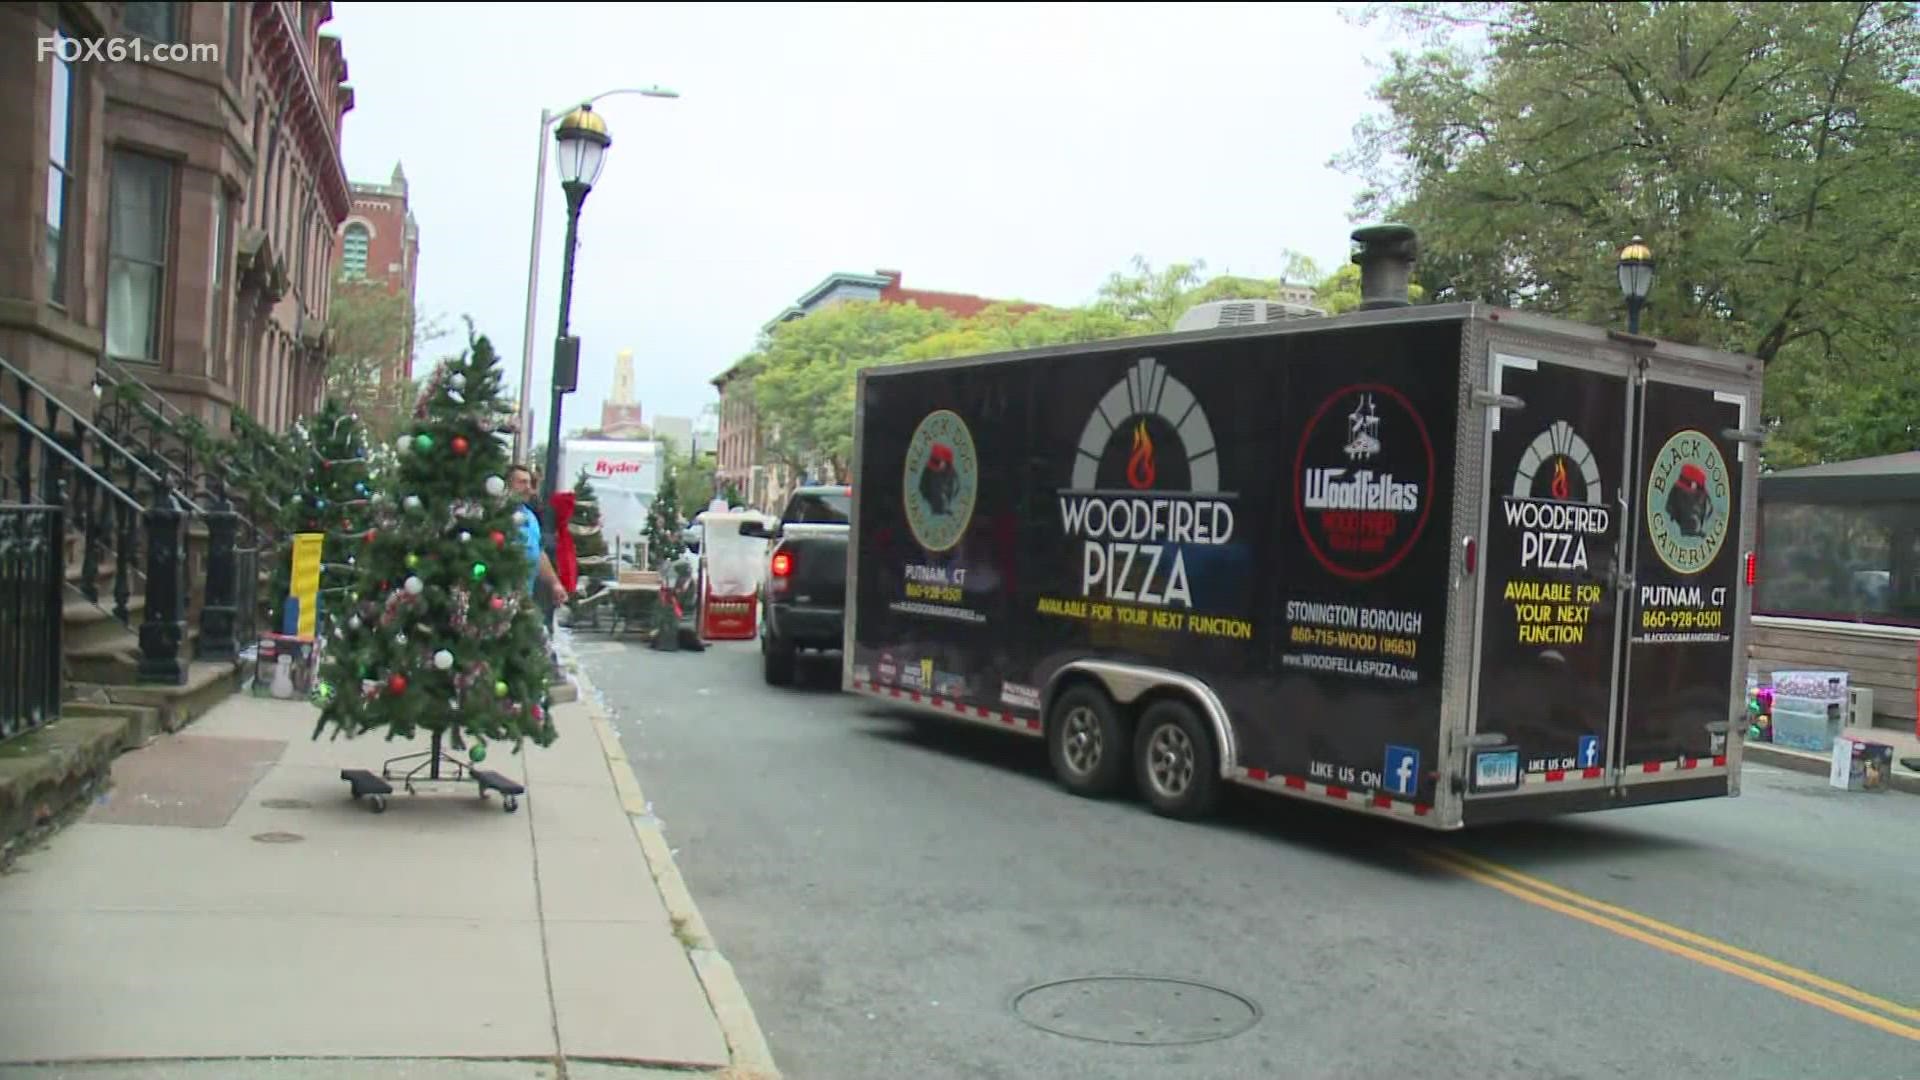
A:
[1026,718,1041,731]
[1326,786,1350,800]
[1372,795,1393,809]
[1714,755,1727,767]
[1247,768,1269,782]
[1414,804,1431,816]
[1680,758,1699,770]
[1583,767,1603,779]
[1284,776,1306,791]
[976,706,990,718]
[1545,769,1567,782]
[1643,761,1662,773]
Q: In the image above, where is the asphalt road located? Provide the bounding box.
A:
[575,638,1920,1080]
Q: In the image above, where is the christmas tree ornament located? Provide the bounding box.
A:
[491,530,506,548]
[404,495,423,512]
[405,576,425,595]
[434,650,454,671]
[494,680,510,697]
[349,615,363,630]
[415,434,435,453]
[485,475,506,497]
[395,632,409,646]
[450,373,467,389]
[472,562,489,580]
[470,742,487,763]
[406,553,422,569]
[387,673,408,695]
[491,596,505,611]
[460,531,473,543]
[452,435,470,456]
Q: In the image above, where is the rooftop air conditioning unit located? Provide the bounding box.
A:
[1173,299,1327,333]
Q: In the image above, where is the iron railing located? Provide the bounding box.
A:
[0,505,64,743]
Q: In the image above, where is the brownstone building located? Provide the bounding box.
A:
[713,269,1033,512]
[330,161,419,387]
[2,0,354,437]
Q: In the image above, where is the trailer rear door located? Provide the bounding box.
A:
[1615,369,1747,782]
[1467,350,1636,799]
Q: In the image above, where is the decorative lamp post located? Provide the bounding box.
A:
[1617,236,1655,335]
[538,104,612,507]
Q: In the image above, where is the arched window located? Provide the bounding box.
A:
[341,223,369,278]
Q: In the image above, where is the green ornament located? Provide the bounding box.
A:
[470,742,487,763]
[415,433,434,453]
[310,681,335,706]
[473,562,488,580]
[406,553,421,569]
[494,680,509,697]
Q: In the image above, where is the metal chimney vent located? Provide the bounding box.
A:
[1351,223,1420,310]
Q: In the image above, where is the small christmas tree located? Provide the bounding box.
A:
[270,399,373,634]
[571,468,611,592]
[312,332,556,757]
[644,464,684,569]
[720,480,744,509]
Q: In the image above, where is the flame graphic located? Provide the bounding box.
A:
[1551,458,1571,500]
[1126,421,1157,490]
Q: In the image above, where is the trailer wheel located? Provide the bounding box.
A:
[1134,699,1221,821]
[1047,684,1131,798]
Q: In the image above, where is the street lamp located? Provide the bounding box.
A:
[536,104,613,507]
[514,85,678,468]
[1617,236,1655,335]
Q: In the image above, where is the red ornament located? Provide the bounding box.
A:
[387,673,408,695]
[490,596,505,611]
[491,531,506,548]
[364,529,377,544]
[452,436,470,456]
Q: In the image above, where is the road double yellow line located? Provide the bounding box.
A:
[1413,846,1920,1044]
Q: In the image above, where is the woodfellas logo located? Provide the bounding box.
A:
[1295,383,1434,582]
[903,410,978,553]
[1646,429,1730,575]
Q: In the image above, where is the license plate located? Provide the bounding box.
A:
[1472,748,1521,793]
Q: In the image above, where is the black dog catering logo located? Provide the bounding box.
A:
[1645,429,1731,575]
[1058,355,1237,609]
[903,409,979,554]
[1294,383,1434,582]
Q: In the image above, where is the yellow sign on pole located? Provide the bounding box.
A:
[289,533,324,639]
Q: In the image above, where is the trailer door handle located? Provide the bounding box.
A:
[1473,390,1525,411]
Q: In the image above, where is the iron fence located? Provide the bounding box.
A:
[0,505,63,743]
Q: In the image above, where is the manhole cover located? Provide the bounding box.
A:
[251,831,304,844]
[1012,976,1260,1046]
[260,798,312,810]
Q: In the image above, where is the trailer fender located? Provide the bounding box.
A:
[1044,661,1238,779]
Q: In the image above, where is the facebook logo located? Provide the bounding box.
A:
[1578,735,1601,769]
[1384,746,1420,797]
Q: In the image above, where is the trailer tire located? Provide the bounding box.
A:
[1047,684,1131,799]
[1134,699,1221,821]
[762,633,796,687]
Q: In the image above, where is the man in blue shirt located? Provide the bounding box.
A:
[509,464,569,607]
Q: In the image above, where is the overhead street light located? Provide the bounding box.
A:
[1617,236,1655,335]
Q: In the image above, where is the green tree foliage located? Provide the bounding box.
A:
[645,465,684,568]
[570,469,612,591]
[1338,0,1920,465]
[325,273,448,445]
[271,398,373,632]
[313,333,556,755]
[675,453,718,523]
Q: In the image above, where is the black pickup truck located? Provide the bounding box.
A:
[741,485,851,686]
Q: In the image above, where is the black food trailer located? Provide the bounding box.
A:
[840,228,1765,830]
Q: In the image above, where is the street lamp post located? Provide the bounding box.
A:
[1617,236,1655,335]
[514,85,678,467]
[539,104,612,507]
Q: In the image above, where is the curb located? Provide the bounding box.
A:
[1742,741,1920,796]
[563,648,782,1079]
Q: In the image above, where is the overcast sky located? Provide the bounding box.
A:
[325,2,1400,432]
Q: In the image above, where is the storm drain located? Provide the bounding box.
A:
[1012,976,1261,1046]
[260,798,312,810]
[250,831,304,844]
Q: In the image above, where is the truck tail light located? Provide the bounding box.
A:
[1745,550,1758,587]
[771,551,793,578]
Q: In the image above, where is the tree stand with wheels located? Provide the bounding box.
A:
[339,727,526,814]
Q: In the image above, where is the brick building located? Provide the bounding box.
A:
[331,161,419,388]
[713,270,1033,512]
[2,1,354,436]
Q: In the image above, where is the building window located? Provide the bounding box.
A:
[341,223,369,279]
[107,151,174,363]
[225,2,244,82]
[211,188,232,382]
[122,2,176,43]
[47,26,78,306]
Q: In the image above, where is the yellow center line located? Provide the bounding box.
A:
[1434,847,1920,1024]
[1411,849,1920,1044]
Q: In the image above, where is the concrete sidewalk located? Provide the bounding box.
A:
[0,663,777,1078]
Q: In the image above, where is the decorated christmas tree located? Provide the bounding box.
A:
[644,464,684,569]
[311,333,556,757]
[270,398,373,634]
[570,468,612,592]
